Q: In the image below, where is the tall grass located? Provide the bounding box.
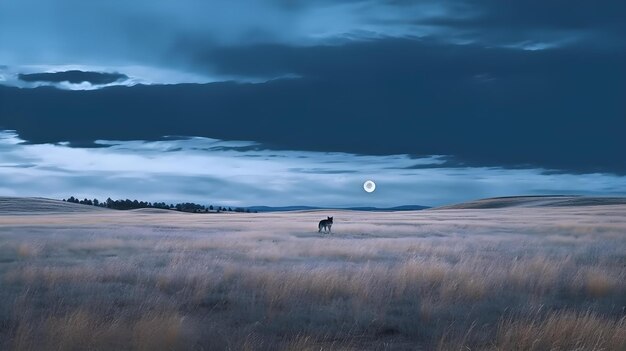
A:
[0,207,625,350]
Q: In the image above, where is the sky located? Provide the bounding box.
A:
[0,0,624,207]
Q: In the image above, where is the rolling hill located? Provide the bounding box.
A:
[435,195,626,210]
[0,197,109,214]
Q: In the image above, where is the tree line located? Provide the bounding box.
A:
[63,196,254,213]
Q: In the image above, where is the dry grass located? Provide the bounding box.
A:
[579,267,619,298]
[0,206,625,350]
[495,310,626,351]
[15,243,42,258]
[11,308,187,351]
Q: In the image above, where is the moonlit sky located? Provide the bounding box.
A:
[0,0,624,207]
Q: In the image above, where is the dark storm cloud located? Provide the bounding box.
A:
[455,0,626,33]
[1,38,624,175]
[390,0,626,47]
[1,0,623,70]
[1,1,624,177]
[18,71,128,85]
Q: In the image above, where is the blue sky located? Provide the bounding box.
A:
[0,0,624,206]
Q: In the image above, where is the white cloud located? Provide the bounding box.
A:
[0,130,625,207]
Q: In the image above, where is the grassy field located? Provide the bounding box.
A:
[0,202,625,350]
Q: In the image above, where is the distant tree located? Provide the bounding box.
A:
[61,195,218,213]
[153,202,168,209]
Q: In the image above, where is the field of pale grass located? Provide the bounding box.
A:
[0,206,625,350]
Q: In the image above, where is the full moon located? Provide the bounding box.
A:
[363,180,376,193]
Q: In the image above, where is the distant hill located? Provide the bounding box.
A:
[0,197,428,214]
[4,195,624,215]
[247,205,429,212]
[435,196,626,210]
[0,197,110,214]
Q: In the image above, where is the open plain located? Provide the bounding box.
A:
[0,197,625,350]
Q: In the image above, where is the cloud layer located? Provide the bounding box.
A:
[1,131,624,207]
[1,38,624,175]
[1,0,623,68]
